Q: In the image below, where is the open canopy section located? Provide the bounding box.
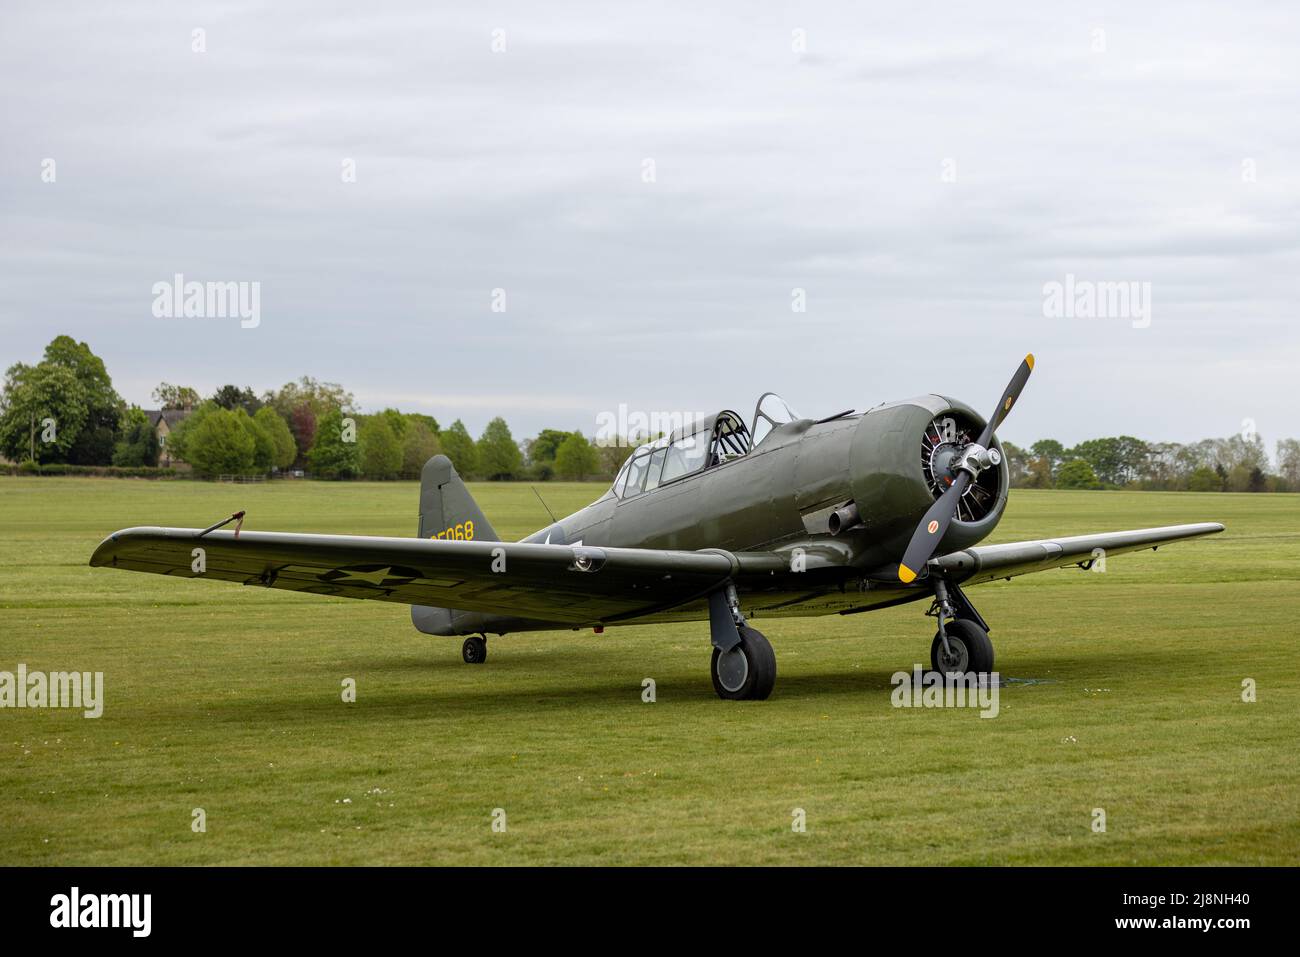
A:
[750,392,802,446]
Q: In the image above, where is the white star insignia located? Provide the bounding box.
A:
[334,566,393,585]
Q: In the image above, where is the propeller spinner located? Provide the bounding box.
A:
[897,354,1034,584]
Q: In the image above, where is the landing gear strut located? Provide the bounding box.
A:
[926,578,994,676]
[462,635,487,664]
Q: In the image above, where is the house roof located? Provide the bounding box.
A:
[143,409,193,428]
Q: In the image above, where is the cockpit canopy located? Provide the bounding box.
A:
[610,394,803,500]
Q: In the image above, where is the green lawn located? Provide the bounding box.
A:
[1,477,1297,865]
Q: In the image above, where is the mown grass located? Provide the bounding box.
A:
[1,477,1297,865]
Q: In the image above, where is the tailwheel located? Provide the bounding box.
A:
[711,626,776,700]
[462,635,487,664]
[930,619,993,676]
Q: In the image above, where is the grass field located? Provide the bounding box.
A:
[1,476,1297,865]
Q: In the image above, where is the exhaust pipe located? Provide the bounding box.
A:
[827,502,861,536]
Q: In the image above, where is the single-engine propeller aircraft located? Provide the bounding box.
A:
[91,356,1223,700]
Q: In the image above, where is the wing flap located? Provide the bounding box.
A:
[932,522,1224,585]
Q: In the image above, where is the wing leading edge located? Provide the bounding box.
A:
[931,522,1225,586]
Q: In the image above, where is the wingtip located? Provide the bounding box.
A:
[88,538,114,567]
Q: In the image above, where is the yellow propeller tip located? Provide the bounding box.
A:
[898,564,917,584]
[1025,353,1035,370]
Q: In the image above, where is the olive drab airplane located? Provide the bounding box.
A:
[91,356,1223,700]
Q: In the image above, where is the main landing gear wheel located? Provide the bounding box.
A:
[462,635,487,664]
[711,626,776,700]
[930,619,994,676]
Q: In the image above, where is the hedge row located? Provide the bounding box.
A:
[1,462,184,479]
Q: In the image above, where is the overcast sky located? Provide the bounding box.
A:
[2,1,1297,450]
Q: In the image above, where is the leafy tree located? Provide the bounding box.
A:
[308,408,362,479]
[43,336,124,465]
[0,363,88,463]
[264,376,355,420]
[211,384,262,415]
[401,420,441,478]
[265,377,353,466]
[152,383,200,410]
[1054,458,1102,490]
[1187,466,1222,492]
[112,407,160,467]
[476,417,522,480]
[377,408,408,441]
[554,433,598,480]
[0,338,121,465]
[253,406,297,470]
[440,420,478,477]
[1138,441,1185,489]
[1113,435,1151,485]
[406,413,440,435]
[1021,456,1053,488]
[361,415,402,480]
[524,428,576,480]
[1219,433,1269,473]
[236,407,276,472]
[289,403,317,465]
[1277,439,1300,490]
[527,429,572,466]
[1029,439,1067,478]
[1067,436,1147,487]
[69,423,117,465]
[164,401,217,464]
[1173,441,1212,485]
[185,407,257,476]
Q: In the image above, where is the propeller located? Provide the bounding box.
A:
[897,354,1034,584]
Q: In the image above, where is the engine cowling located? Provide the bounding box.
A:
[845,395,1008,569]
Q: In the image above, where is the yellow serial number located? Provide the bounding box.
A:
[431,521,474,541]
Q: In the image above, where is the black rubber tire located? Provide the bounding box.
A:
[710,626,777,700]
[929,619,994,676]
[462,635,487,664]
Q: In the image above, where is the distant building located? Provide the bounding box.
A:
[141,409,193,468]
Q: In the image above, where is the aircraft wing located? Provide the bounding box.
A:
[931,522,1224,586]
[89,526,785,625]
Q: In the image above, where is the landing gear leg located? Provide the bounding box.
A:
[925,579,994,677]
[707,583,776,700]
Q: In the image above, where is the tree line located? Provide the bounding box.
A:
[1001,434,1300,492]
[2,336,1296,489]
[0,336,631,481]
[157,385,630,481]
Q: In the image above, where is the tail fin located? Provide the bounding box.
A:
[417,455,498,542]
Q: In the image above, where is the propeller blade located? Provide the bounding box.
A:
[898,471,970,583]
[977,353,1034,448]
[896,354,1035,583]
